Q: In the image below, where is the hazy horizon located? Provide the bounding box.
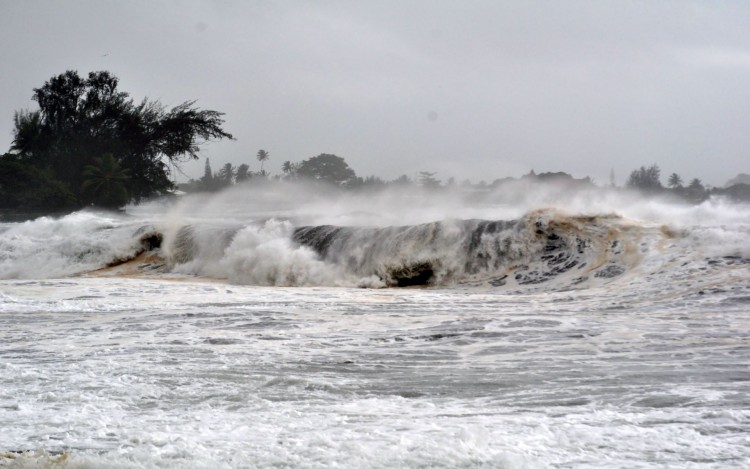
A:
[2,1,749,187]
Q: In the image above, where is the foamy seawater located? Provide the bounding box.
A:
[1,276,749,468]
[1,187,749,467]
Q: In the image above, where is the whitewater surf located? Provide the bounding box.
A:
[1,185,749,468]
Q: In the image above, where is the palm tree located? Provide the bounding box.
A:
[81,153,130,208]
[257,149,269,175]
[217,163,235,187]
[668,173,683,189]
[687,178,708,203]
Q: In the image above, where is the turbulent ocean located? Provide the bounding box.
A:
[1,183,749,468]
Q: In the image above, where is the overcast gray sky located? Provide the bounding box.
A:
[1,0,749,186]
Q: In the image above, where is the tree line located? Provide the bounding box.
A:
[625,164,750,203]
[185,152,750,204]
[2,70,748,213]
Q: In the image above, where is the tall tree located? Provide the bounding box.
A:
[8,70,233,208]
[282,160,294,174]
[296,153,356,186]
[256,149,269,175]
[235,163,251,182]
[626,164,662,192]
[200,158,215,191]
[418,171,441,188]
[667,173,683,189]
[217,162,235,187]
[81,153,130,208]
[686,178,707,202]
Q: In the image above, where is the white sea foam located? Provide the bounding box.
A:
[1,278,749,467]
[1,185,749,467]
[0,211,144,279]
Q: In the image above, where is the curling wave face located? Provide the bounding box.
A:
[2,204,748,294]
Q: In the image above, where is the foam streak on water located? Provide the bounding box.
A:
[1,278,749,468]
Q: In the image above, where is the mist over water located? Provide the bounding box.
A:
[2,182,749,467]
[134,179,750,230]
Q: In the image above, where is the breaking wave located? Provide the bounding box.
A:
[3,203,746,292]
[0,182,750,291]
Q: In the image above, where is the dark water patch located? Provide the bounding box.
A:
[416,333,461,341]
[393,390,425,398]
[595,263,626,278]
[253,333,295,341]
[489,275,507,287]
[632,394,695,408]
[722,295,750,304]
[469,331,510,339]
[203,338,243,345]
[708,255,750,266]
[515,267,549,285]
[194,302,243,309]
[387,261,436,287]
[526,397,591,407]
[473,345,528,355]
[229,319,286,330]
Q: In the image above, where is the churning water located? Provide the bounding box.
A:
[1,184,749,468]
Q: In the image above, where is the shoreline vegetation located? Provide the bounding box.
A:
[1,70,749,220]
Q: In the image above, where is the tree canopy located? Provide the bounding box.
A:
[4,70,233,210]
[296,153,357,186]
[627,164,662,192]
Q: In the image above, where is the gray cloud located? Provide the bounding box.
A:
[1,0,749,186]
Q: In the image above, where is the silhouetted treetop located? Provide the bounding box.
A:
[627,164,662,192]
[8,70,233,208]
[296,153,357,186]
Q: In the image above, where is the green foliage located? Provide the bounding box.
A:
[281,160,294,175]
[627,165,662,192]
[81,154,130,208]
[217,163,235,187]
[256,149,269,174]
[8,70,233,210]
[390,175,413,186]
[0,154,76,210]
[418,171,441,188]
[686,178,708,203]
[296,154,357,186]
[198,158,220,192]
[235,164,251,182]
[667,173,683,189]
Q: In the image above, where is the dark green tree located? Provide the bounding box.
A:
[81,153,130,208]
[257,149,269,175]
[296,153,357,186]
[626,164,662,192]
[8,70,233,209]
[418,171,441,188]
[667,173,683,189]
[0,153,75,211]
[686,178,708,202]
[235,163,251,182]
[281,160,294,175]
[217,162,235,187]
[390,174,413,187]
[199,158,216,191]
